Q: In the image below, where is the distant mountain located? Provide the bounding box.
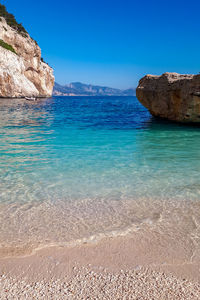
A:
[53,82,135,96]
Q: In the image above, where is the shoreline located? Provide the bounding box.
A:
[0,229,200,298]
[0,221,140,259]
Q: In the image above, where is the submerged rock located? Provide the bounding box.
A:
[0,14,54,98]
[136,72,200,123]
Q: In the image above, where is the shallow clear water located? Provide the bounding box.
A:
[0,96,200,255]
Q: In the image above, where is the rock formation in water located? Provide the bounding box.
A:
[136,72,200,123]
[0,5,54,98]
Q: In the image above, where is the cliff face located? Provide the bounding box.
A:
[136,72,200,123]
[0,17,54,97]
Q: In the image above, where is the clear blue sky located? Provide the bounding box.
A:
[2,0,200,88]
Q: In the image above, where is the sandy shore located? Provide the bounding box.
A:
[0,228,200,299]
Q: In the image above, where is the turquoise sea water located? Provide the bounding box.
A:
[0,96,200,255]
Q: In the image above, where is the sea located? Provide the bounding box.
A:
[0,96,200,256]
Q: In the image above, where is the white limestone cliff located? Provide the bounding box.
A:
[0,17,54,97]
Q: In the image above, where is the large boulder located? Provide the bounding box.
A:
[0,16,54,98]
[136,72,200,123]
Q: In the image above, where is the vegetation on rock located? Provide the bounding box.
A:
[0,3,27,37]
[0,39,17,54]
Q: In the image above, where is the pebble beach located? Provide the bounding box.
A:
[0,229,200,299]
[0,266,200,299]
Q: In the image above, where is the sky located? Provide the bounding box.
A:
[2,0,200,89]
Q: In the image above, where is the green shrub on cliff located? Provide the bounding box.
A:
[0,39,17,54]
[0,3,27,36]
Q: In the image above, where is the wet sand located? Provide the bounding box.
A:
[0,228,200,299]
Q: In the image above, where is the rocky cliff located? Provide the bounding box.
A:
[0,9,54,98]
[136,72,200,123]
